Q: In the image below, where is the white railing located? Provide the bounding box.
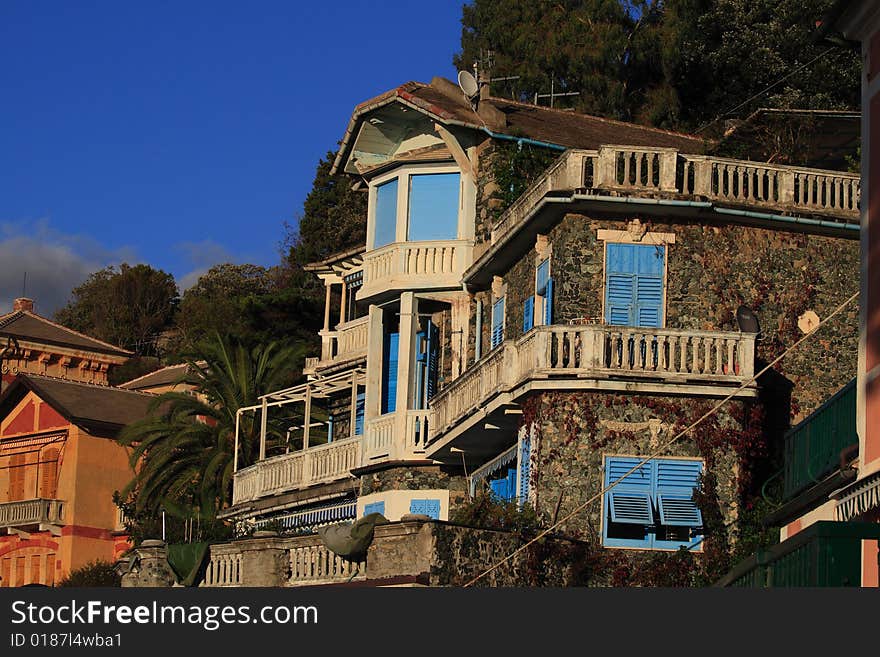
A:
[492,147,860,245]
[232,437,361,505]
[289,536,364,585]
[316,316,370,369]
[361,240,473,296]
[201,535,364,587]
[0,499,64,528]
[405,409,434,456]
[682,155,861,218]
[429,324,756,441]
[364,414,395,460]
[201,546,243,587]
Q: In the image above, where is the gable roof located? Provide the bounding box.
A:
[0,310,132,359]
[0,374,158,437]
[119,362,202,391]
[332,79,709,175]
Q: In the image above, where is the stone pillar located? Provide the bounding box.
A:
[395,293,419,458]
[120,540,176,588]
[238,533,290,587]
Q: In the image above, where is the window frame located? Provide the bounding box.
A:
[366,163,464,251]
[601,454,704,552]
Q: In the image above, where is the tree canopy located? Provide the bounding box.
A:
[53,263,178,356]
[455,0,860,132]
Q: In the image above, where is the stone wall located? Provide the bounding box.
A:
[359,464,469,511]
[497,214,858,423]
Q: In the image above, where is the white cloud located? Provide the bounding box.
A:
[0,218,134,316]
[173,240,239,292]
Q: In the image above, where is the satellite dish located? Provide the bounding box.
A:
[457,70,479,100]
[736,305,760,334]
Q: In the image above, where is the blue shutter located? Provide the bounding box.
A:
[655,459,703,527]
[536,259,550,295]
[489,476,509,501]
[544,278,554,325]
[354,392,365,435]
[635,245,664,328]
[519,434,531,505]
[327,415,334,443]
[523,296,534,333]
[363,501,385,517]
[491,297,505,349]
[410,499,441,519]
[381,332,399,414]
[414,328,426,410]
[426,321,439,401]
[605,457,655,525]
[605,243,665,327]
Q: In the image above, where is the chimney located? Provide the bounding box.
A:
[13,298,34,313]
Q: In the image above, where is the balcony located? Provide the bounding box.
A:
[428,324,756,450]
[359,239,473,300]
[490,146,860,247]
[364,409,433,461]
[782,379,857,500]
[0,498,64,532]
[232,437,361,506]
[305,316,369,375]
[716,521,880,587]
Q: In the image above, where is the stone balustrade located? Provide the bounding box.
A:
[310,316,370,374]
[360,239,473,299]
[430,324,756,443]
[0,498,64,529]
[232,436,361,506]
[491,147,860,244]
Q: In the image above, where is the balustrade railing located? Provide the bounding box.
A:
[232,437,361,505]
[429,324,756,441]
[361,240,473,297]
[364,414,396,460]
[492,148,860,246]
[0,499,64,528]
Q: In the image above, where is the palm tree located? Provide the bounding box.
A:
[118,333,303,521]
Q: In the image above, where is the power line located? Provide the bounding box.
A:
[463,290,859,587]
[694,47,839,135]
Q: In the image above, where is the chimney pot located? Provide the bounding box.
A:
[13,298,34,313]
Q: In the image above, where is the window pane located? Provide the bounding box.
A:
[374,178,398,248]
[407,173,460,241]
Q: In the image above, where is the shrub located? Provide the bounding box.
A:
[57,560,121,587]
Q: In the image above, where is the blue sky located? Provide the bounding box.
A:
[0,1,465,314]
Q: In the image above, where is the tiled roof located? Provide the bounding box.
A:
[333,79,709,174]
[119,362,202,390]
[0,310,131,358]
[0,374,158,436]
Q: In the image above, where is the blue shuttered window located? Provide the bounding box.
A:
[363,501,385,517]
[327,415,334,443]
[523,296,534,333]
[544,277,554,325]
[381,332,399,414]
[414,322,439,409]
[518,434,531,505]
[602,456,703,550]
[536,258,553,326]
[604,243,665,328]
[489,467,517,502]
[354,392,365,436]
[409,499,441,519]
[491,297,505,349]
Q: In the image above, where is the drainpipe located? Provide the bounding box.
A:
[713,206,859,233]
[480,127,567,151]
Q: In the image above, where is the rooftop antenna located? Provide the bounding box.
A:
[534,77,580,108]
[22,272,27,298]
[457,69,480,108]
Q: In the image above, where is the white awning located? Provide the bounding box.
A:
[833,470,880,521]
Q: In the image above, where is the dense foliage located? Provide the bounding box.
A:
[456,0,860,133]
[57,560,121,587]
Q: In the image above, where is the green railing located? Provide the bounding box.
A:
[783,379,857,500]
[716,521,880,587]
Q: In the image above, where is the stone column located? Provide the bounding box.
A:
[120,540,176,588]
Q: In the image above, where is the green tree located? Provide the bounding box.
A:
[54,263,179,356]
[173,263,273,350]
[118,334,303,520]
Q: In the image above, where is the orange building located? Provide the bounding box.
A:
[0,297,131,392]
[0,375,156,586]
